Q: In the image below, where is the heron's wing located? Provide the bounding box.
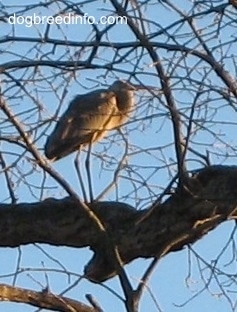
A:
[61,90,118,139]
[45,90,118,160]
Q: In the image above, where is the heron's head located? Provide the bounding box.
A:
[109,80,136,92]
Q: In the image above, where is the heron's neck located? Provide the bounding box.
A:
[116,90,134,112]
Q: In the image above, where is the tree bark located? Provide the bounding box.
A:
[0,284,97,312]
[0,165,236,282]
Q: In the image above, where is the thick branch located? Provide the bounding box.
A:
[0,166,237,282]
[0,283,96,312]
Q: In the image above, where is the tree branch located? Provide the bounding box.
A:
[0,165,237,282]
[0,283,97,312]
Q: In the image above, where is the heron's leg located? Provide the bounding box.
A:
[74,147,88,203]
[85,138,94,203]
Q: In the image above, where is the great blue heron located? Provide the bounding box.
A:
[45,80,136,161]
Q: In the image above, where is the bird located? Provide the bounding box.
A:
[44,80,136,161]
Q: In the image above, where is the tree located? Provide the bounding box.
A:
[0,1,237,311]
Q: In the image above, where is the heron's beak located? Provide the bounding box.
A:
[131,84,146,90]
[129,82,162,93]
[123,81,145,91]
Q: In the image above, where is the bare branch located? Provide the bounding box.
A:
[0,166,236,283]
[0,283,96,312]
